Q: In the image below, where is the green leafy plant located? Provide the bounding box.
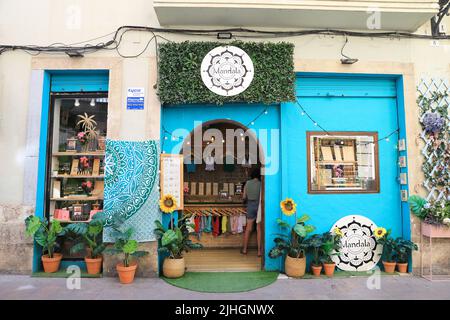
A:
[395,238,418,264]
[269,214,316,259]
[154,216,202,259]
[63,212,106,259]
[104,215,148,267]
[374,228,397,263]
[408,195,450,226]
[305,234,324,266]
[158,41,296,105]
[25,216,64,258]
[321,231,343,264]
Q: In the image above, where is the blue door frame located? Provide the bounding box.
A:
[33,70,109,272]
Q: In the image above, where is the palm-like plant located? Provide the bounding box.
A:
[104,215,148,267]
[77,113,97,131]
[269,214,316,259]
[154,216,202,259]
[25,216,64,258]
[63,212,106,259]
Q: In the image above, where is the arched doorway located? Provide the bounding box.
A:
[180,119,265,272]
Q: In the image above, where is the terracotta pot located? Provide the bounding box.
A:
[41,253,62,273]
[163,257,186,278]
[116,262,138,284]
[311,264,322,277]
[323,262,336,277]
[382,261,396,273]
[285,255,306,278]
[397,262,408,273]
[85,256,102,275]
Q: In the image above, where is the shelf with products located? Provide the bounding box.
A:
[46,95,108,247]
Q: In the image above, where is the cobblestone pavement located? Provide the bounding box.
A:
[1,274,449,300]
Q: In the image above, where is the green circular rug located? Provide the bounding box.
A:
[163,271,279,293]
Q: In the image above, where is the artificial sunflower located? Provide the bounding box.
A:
[159,194,177,213]
[333,227,344,237]
[374,227,387,239]
[280,198,297,216]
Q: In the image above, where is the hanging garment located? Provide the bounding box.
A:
[221,216,228,234]
[187,215,196,233]
[231,215,239,234]
[239,214,247,228]
[212,216,220,237]
[205,156,215,171]
[186,163,197,173]
[194,216,201,233]
[237,215,244,233]
[203,215,212,233]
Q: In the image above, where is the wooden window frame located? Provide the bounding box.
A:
[306,131,380,194]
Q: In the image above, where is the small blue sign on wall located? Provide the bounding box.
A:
[127,87,145,110]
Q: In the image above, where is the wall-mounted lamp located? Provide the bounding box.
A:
[65,51,84,58]
[340,36,359,65]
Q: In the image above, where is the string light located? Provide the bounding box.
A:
[295,100,400,145]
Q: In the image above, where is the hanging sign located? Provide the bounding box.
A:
[126,87,145,110]
[201,45,254,97]
[160,154,184,210]
[330,215,382,271]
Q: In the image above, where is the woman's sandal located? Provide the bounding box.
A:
[240,249,248,255]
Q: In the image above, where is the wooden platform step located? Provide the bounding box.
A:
[184,248,262,272]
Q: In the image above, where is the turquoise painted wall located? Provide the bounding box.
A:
[161,73,407,271]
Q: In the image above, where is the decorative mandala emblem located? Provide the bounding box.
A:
[201,45,254,96]
[103,140,158,226]
[330,215,382,271]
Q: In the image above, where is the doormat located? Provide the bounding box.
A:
[163,271,279,293]
[32,271,102,278]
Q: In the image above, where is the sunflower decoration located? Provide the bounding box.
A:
[374,227,387,239]
[159,194,178,214]
[280,198,297,216]
[333,227,344,238]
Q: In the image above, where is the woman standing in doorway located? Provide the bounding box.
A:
[241,168,262,257]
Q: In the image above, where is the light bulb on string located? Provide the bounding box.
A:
[251,121,255,126]
[74,99,80,107]
[264,110,268,115]
[90,98,96,107]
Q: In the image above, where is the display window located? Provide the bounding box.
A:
[45,94,108,257]
[307,132,380,194]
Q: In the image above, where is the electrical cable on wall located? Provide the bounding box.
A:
[2,25,450,57]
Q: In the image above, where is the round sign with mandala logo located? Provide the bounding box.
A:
[201,45,254,96]
[330,215,382,271]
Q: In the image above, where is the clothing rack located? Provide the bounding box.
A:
[183,206,246,217]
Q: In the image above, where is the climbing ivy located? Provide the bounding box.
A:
[157,41,296,105]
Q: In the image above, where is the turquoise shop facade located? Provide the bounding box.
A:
[161,72,410,272]
[32,70,411,273]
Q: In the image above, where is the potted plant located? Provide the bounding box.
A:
[374,227,397,273]
[25,216,65,273]
[395,238,418,273]
[154,216,203,278]
[305,234,324,277]
[409,195,450,236]
[64,212,106,274]
[269,198,315,278]
[104,215,149,284]
[321,228,343,277]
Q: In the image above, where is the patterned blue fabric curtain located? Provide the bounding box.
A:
[103,140,160,242]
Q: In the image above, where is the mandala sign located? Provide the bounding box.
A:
[330,215,383,271]
[201,46,254,96]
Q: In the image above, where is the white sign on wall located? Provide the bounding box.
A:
[160,154,184,210]
[201,45,254,97]
[330,215,382,271]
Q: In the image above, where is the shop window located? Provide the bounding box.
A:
[46,94,108,257]
[307,132,380,194]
